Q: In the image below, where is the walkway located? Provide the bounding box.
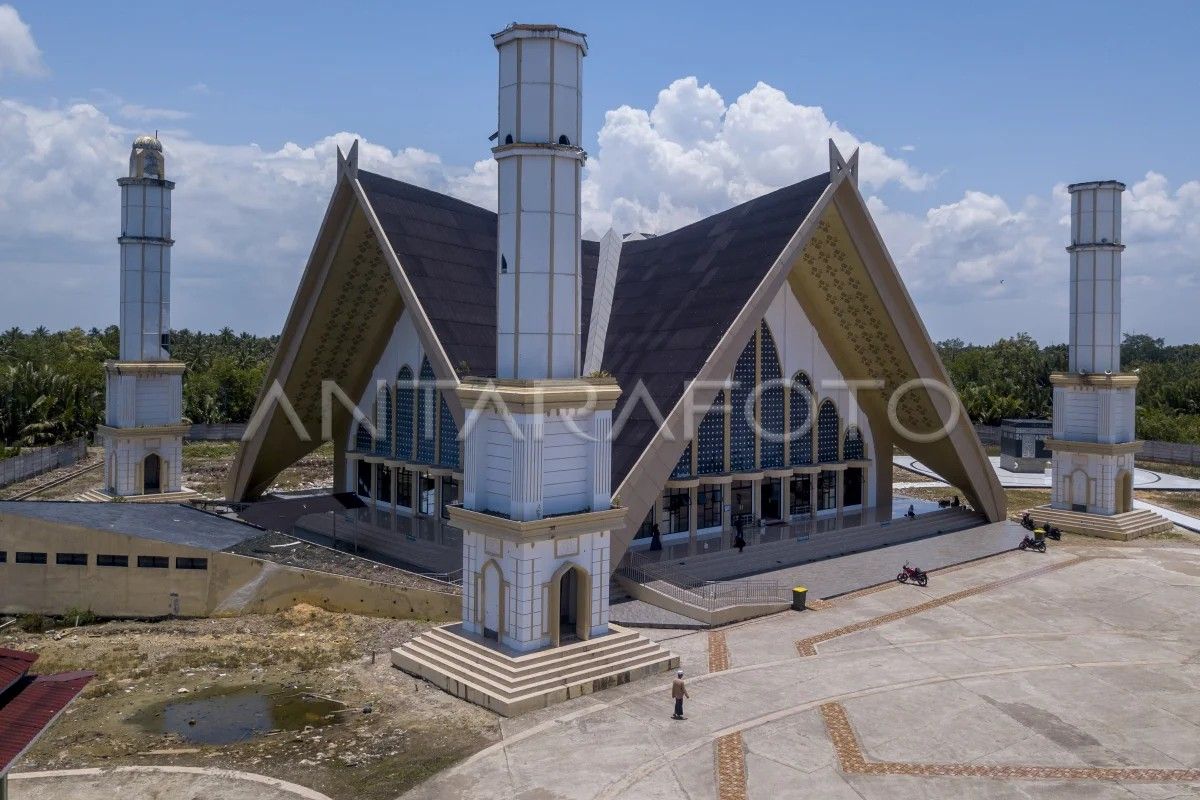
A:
[401,539,1200,799]
[8,766,333,800]
[894,454,1200,491]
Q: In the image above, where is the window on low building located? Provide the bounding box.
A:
[97,554,129,567]
[137,555,169,569]
[15,552,47,564]
[56,553,87,566]
[0,551,6,563]
[176,557,208,571]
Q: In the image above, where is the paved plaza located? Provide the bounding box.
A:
[403,537,1200,799]
[895,454,1200,491]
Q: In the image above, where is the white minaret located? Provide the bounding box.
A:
[1047,181,1139,516]
[494,24,586,380]
[448,24,623,652]
[97,136,190,498]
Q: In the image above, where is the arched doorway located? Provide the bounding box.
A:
[143,453,161,494]
[1115,469,1133,514]
[481,560,502,640]
[559,569,578,637]
[549,563,591,646]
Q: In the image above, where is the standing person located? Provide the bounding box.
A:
[906,504,916,519]
[649,522,663,551]
[671,669,689,720]
[734,516,745,553]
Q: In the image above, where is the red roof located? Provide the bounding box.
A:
[0,648,93,777]
[0,648,39,696]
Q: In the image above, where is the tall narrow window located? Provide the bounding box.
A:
[843,426,866,461]
[417,358,436,463]
[817,399,840,463]
[790,373,814,466]
[697,390,725,475]
[396,366,414,460]
[730,334,756,472]
[759,322,784,469]
[438,395,460,468]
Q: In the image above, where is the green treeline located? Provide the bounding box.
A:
[0,326,276,455]
[938,333,1200,443]
[1,327,1196,455]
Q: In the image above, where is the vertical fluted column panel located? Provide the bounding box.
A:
[510,415,545,520]
[591,411,612,511]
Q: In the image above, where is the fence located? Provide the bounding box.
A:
[971,423,1199,466]
[186,423,247,441]
[0,438,87,489]
[618,551,789,612]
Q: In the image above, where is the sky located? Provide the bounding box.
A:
[0,0,1197,344]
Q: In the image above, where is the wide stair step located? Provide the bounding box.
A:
[392,623,678,717]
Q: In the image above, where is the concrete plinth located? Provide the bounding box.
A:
[1027,504,1173,541]
[392,622,677,717]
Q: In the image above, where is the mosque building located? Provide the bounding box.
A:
[227,23,1006,712]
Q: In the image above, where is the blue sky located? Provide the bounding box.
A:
[1,1,1197,342]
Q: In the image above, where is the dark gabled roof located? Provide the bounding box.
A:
[604,173,830,483]
[0,655,93,776]
[358,171,498,376]
[359,170,602,378]
[0,502,262,552]
[358,170,829,482]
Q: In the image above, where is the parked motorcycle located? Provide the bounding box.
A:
[1043,524,1062,541]
[1020,512,1036,531]
[1018,535,1047,553]
[897,562,928,587]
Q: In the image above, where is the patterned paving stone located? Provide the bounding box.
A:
[796,556,1096,657]
[714,732,748,800]
[708,630,731,672]
[820,701,1200,783]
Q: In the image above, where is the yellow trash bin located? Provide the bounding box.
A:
[792,586,808,611]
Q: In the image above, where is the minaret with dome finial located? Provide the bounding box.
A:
[94,134,193,500]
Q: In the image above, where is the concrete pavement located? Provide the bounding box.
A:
[895,454,1200,491]
[401,540,1200,799]
[8,765,334,800]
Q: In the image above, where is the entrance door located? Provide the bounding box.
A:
[143,453,161,494]
[760,478,781,521]
[482,562,500,640]
[1116,470,1132,514]
[1070,470,1088,513]
[559,569,578,642]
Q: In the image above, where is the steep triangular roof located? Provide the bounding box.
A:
[229,148,1004,562]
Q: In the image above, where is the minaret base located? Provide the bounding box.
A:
[392,622,677,717]
[1027,504,1173,541]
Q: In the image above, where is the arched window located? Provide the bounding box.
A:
[504,134,514,144]
[730,334,756,472]
[759,322,784,469]
[355,421,372,452]
[417,357,436,463]
[558,134,571,146]
[697,390,725,475]
[375,380,393,456]
[790,373,813,466]
[671,442,692,479]
[396,366,414,460]
[843,426,866,461]
[438,394,460,468]
[817,399,840,463]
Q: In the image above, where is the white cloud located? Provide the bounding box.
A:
[581,77,929,234]
[0,4,44,78]
[0,77,1196,344]
[188,82,212,95]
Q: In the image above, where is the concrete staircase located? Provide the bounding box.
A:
[76,488,199,503]
[392,623,678,717]
[1024,505,1173,540]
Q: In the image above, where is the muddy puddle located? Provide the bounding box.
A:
[132,684,346,745]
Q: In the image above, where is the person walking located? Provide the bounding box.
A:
[649,522,663,551]
[734,517,745,553]
[671,669,689,720]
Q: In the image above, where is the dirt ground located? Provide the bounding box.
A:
[3,606,499,800]
[182,441,335,498]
